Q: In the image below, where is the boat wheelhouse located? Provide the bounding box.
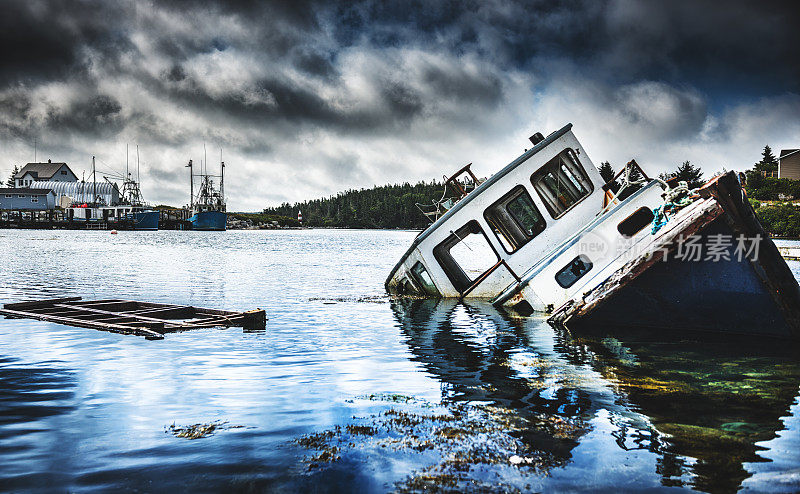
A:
[386,124,800,339]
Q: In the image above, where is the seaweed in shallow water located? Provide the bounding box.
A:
[166,420,244,440]
[293,395,586,489]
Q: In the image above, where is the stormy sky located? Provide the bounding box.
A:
[1,0,798,210]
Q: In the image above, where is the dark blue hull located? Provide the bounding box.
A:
[549,172,800,340]
[133,211,159,231]
[190,210,226,231]
[572,218,793,337]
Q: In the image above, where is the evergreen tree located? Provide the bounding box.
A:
[598,161,615,183]
[598,161,620,193]
[762,145,778,166]
[262,180,446,229]
[755,145,778,174]
[5,165,18,188]
[661,161,704,188]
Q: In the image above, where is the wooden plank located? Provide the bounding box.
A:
[125,306,195,319]
[3,297,83,310]
[133,300,240,317]
[67,300,138,311]
[0,307,164,339]
[51,303,195,327]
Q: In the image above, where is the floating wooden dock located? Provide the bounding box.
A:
[0,297,267,340]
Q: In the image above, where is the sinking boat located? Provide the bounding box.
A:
[385,124,800,339]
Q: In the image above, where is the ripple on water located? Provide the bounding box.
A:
[0,230,798,492]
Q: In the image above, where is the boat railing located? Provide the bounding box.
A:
[602,159,653,208]
[416,163,487,224]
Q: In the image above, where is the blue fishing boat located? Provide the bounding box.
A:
[189,210,226,231]
[120,146,159,231]
[133,210,159,230]
[186,155,227,231]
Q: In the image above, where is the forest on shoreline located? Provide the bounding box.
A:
[245,146,800,236]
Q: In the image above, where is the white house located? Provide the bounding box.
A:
[14,160,78,187]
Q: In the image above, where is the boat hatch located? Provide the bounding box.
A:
[410,262,440,297]
[617,207,655,238]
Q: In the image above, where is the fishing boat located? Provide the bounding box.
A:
[187,156,226,231]
[119,151,159,231]
[385,124,800,339]
[63,153,158,230]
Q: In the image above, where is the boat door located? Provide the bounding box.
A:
[432,220,520,298]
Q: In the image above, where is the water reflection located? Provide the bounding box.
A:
[0,357,78,490]
[390,298,800,492]
[578,328,800,492]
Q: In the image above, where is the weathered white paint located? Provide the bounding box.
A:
[387,124,669,313]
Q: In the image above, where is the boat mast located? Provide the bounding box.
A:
[220,148,224,206]
[187,159,193,209]
[92,156,96,206]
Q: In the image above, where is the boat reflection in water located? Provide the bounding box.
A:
[390,298,800,492]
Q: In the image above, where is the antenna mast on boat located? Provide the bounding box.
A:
[220,148,224,205]
[187,159,193,209]
[136,145,140,184]
[92,156,97,206]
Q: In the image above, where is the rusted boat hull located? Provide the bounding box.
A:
[548,172,800,339]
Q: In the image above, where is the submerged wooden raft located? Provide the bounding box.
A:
[0,297,267,340]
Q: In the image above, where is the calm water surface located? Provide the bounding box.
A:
[1,229,799,493]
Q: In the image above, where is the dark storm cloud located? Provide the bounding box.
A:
[46,95,124,137]
[0,0,798,209]
[0,1,131,85]
[3,0,797,132]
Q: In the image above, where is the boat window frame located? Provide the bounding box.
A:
[433,220,500,293]
[483,185,546,254]
[409,261,440,297]
[555,254,594,288]
[530,149,594,219]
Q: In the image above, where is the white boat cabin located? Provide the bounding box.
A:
[386,123,669,314]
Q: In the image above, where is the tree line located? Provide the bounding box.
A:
[261,181,445,229]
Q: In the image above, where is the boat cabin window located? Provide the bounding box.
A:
[484,186,546,253]
[531,150,593,218]
[555,254,593,288]
[433,220,498,292]
[617,207,654,238]
[409,262,440,297]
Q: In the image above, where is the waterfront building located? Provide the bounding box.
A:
[26,181,120,207]
[14,160,78,188]
[779,149,800,180]
[0,188,57,210]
